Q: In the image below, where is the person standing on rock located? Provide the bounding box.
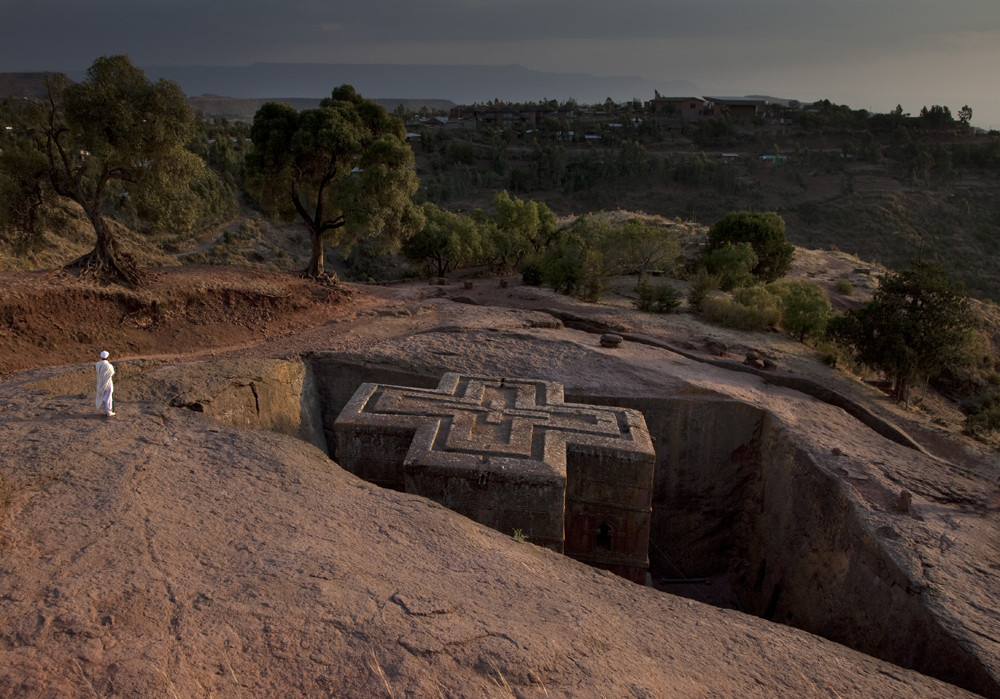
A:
[95,350,116,417]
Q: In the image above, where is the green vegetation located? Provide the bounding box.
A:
[962,389,1000,436]
[768,279,832,342]
[634,279,683,314]
[835,278,855,295]
[0,55,223,284]
[698,241,758,290]
[701,286,783,331]
[617,217,682,287]
[686,268,723,311]
[403,202,482,277]
[524,213,682,303]
[246,85,423,278]
[4,69,1000,308]
[405,98,1000,299]
[705,211,794,283]
[489,190,558,272]
[828,261,976,404]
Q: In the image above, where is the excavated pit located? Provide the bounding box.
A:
[164,354,994,697]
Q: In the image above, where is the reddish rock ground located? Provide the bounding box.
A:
[1,265,998,697]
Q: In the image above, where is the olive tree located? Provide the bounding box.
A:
[246,85,423,278]
[22,56,200,283]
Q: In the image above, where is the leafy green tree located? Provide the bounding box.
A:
[529,215,608,300]
[246,85,423,278]
[489,190,557,267]
[614,218,681,289]
[4,56,202,283]
[706,211,794,283]
[768,279,832,342]
[828,261,975,404]
[699,241,758,290]
[403,202,482,276]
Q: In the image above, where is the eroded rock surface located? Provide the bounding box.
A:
[0,375,980,698]
[1,270,998,697]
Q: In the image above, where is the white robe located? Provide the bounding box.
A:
[95,359,115,414]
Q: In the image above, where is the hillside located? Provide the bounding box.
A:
[411,110,1000,299]
[5,70,997,297]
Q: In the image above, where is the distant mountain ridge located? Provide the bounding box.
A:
[69,63,698,105]
[185,95,457,121]
[0,72,66,100]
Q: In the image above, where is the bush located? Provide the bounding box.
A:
[706,211,794,282]
[835,278,855,295]
[962,390,1000,435]
[635,279,683,313]
[579,249,615,302]
[768,279,832,342]
[540,246,584,295]
[699,241,757,290]
[530,214,622,303]
[701,286,782,330]
[687,268,722,311]
[520,258,544,286]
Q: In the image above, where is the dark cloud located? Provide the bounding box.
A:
[2,0,998,125]
[4,0,997,70]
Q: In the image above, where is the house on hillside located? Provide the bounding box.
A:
[706,97,769,121]
[646,97,713,119]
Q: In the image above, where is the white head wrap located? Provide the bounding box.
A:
[100,351,109,359]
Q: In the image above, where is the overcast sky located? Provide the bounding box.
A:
[3,0,999,126]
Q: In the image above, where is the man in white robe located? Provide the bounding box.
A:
[95,350,115,417]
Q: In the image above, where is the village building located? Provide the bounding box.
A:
[705,97,770,121]
[646,97,714,119]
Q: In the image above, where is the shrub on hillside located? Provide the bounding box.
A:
[699,241,758,290]
[835,278,855,295]
[520,258,544,286]
[701,286,782,331]
[579,249,616,302]
[768,279,833,342]
[961,390,1000,435]
[687,268,722,311]
[635,279,683,314]
[706,211,794,282]
[539,243,585,295]
[828,260,975,404]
